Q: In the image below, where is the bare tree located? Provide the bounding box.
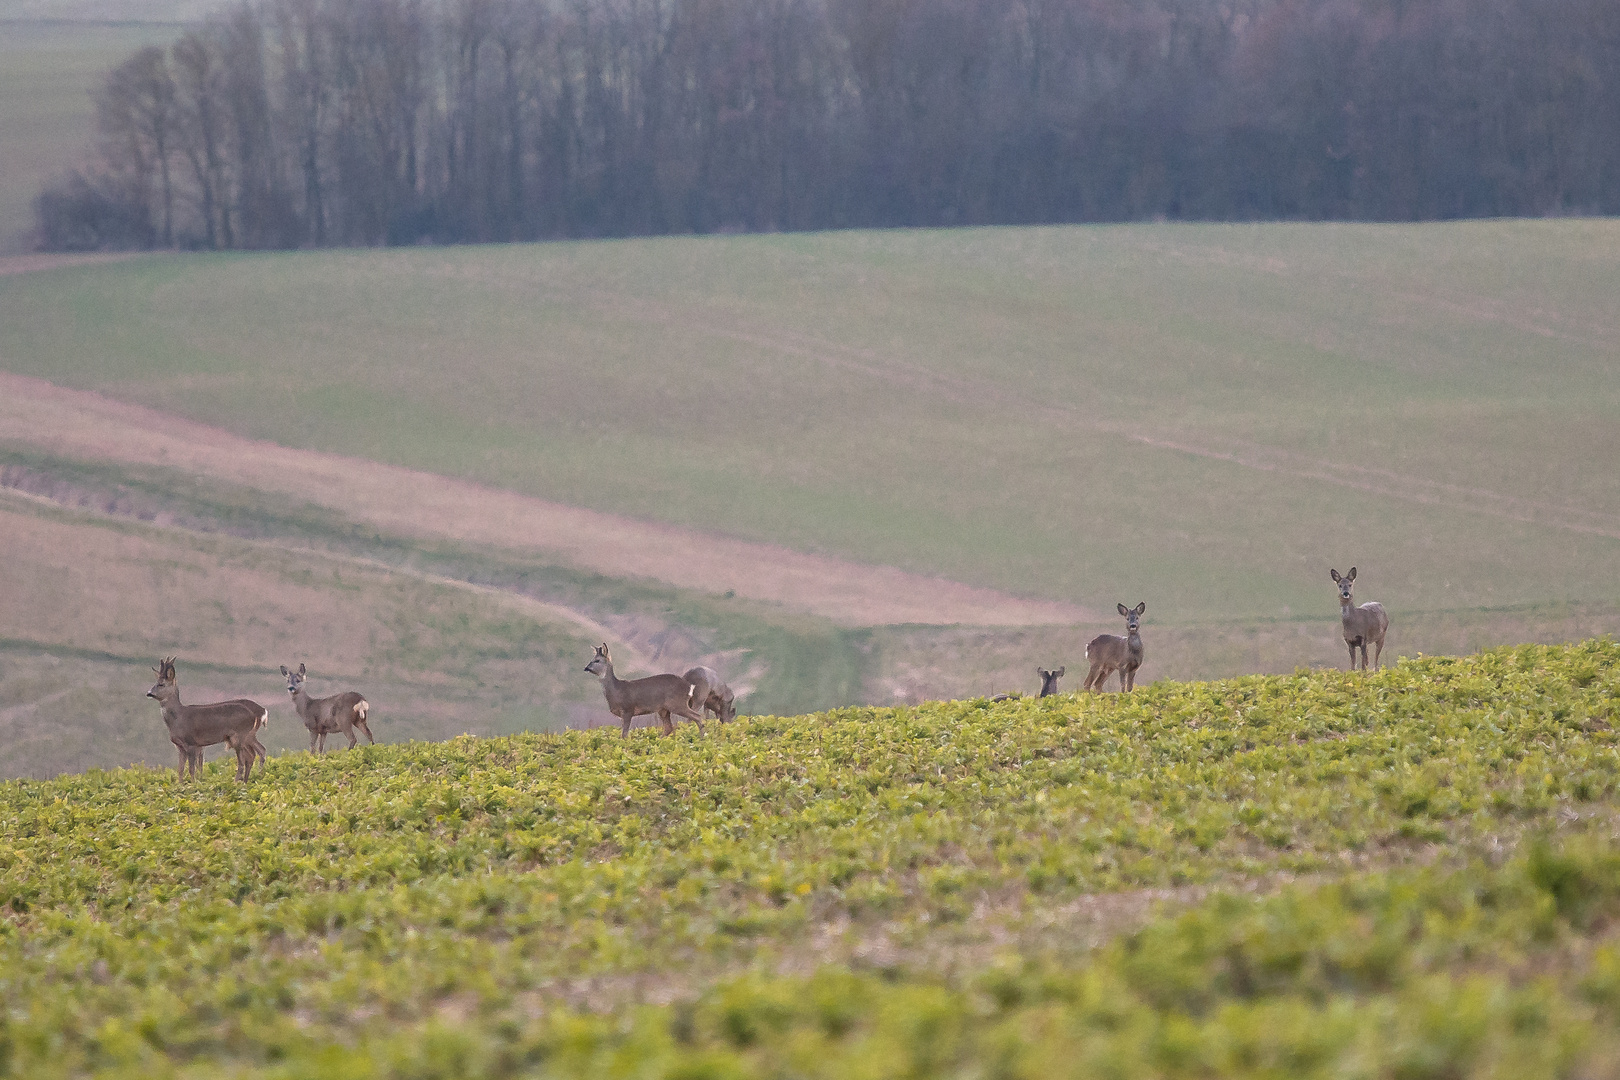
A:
[98,47,180,247]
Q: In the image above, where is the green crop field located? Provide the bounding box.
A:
[2,223,1616,622]
[1,642,1618,1077]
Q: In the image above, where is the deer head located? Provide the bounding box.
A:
[280,663,308,696]
[1037,667,1065,696]
[1330,567,1357,603]
[147,657,178,702]
[1116,602,1146,632]
[583,643,611,676]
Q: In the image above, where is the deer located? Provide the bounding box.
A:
[1083,603,1147,692]
[1330,567,1388,670]
[1037,667,1065,697]
[281,664,373,752]
[585,644,706,737]
[683,665,737,723]
[145,657,268,781]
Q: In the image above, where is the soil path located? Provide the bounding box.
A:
[0,372,1086,627]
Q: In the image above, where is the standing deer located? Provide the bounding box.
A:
[282,664,373,752]
[145,657,268,781]
[1037,667,1065,697]
[585,644,706,737]
[683,665,737,723]
[1083,603,1147,692]
[1330,567,1388,670]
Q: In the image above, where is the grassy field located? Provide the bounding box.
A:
[1,223,1616,621]
[1,642,1618,1076]
[0,445,887,777]
[0,223,1617,777]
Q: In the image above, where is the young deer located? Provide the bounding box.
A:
[145,657,268,781]
[585,644,706,737]
[1330,567,1388,670]
[1083,603,1147,692]
[282,664,373,752]
[1037,667,1065,697]
[683,665,737,723]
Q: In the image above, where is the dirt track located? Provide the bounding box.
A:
[0,372,1086,627]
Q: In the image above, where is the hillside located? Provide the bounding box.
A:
[2,224,1619,775]
[1,642,1618,1076]
[3,224,1617,622]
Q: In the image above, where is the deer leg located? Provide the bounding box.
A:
[1373,638,1384,671]
[175,744,187,780]
[619,713,632,738]
[356,716,375,744]
[1346,641,1358,670]
[344,724,358,750]
[676,704,706,736]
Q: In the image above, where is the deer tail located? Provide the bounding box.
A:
[354,699,370,722]
[1084,642,1092,659]
[256,709,267,732]
[687,683,697,707]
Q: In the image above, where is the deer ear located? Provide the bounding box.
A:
[1348,567,1357,581]
[299,663,306,675]
[1035,667,1045,677]
[280,666,289,676]
[1056,667,1065,678]
[1136,602,1146,616]
[1117,602,1129,617]
[1330,569,1340,582]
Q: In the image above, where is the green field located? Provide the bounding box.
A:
[1,642,1618,1076]
[1,223,1618,776]
[2,223,1617,619]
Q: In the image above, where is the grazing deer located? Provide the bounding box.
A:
[585,644,706,737]
[145,657,268,781]
[281,664,373,752]
[683,665,737,723]
[1330,567,1388,670]
[1083,603,1147,692]
[1037,667,1065,697]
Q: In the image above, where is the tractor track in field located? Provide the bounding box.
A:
[0,372,1087,628]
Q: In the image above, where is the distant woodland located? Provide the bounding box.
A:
[34,0,1620,250]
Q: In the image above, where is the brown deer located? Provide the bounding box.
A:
[145,657,268,781]
[281,664,373,752]
[585,644,706,737]
[1330,567,1388,670]
[1037,666,1065,697]
[1083,603,1147,692]
[683,665,737,723]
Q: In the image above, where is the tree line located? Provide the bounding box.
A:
[35,0,1620,250]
